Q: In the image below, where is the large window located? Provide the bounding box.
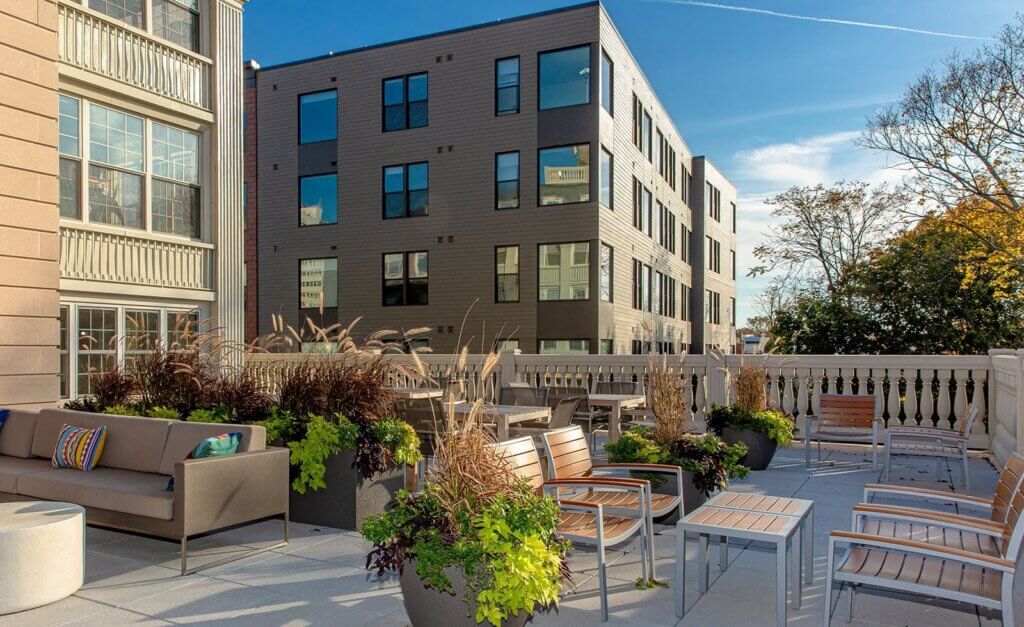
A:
[539,242,589,301]
[153,0,199,51]
[642,112,652,161]
[539,339,590,355]
[383,162,428,218]
[495,246,520,303]
[632,259,652,312]
[124,309,160,370]
[152,121,200,237]
[299,174,338,226]
[599,147,612,208]
[705,290,721,324]
[89,165,143,228]
[707,182,721,220]
[495,152,520,209]
[632,179,652,236]
[706,236,721,273]
[76,306,117,395]
[59,158,80,220]
[681,226,692,264]
[539,144,590,206]
[600,243,613,302]
[495,57,520,116]
[383,73,428,131]
[383,251,428,306]
[59,306,69,399]
[299,258,338,309]
[299,91,337,144]
[539,45,590,110]
[89,0,143,27]
[600,50,613,115]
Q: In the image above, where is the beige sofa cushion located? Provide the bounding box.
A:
[0,410,39,458]
[0,457,52,493]
[157,422,267,476]
[18,467,174,520]
[32,410,171,474]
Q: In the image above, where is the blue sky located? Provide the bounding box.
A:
[243,0,1019,326]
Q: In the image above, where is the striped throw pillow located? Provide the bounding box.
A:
[51,424,107,471]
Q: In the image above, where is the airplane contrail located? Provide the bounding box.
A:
[645,0,993,41]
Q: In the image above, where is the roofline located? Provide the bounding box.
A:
[693,155,737,189]
[256,1,600,72]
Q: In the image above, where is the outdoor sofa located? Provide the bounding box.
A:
[0,408,289,574]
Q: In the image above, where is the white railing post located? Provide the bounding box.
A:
[706,351,728,408]
[497,350,520,390]
[989,349,1024,466]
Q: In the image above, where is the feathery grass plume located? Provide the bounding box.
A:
[646,351,690,441]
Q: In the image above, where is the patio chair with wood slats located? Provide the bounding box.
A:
[883,405,980,489]
[824,457,1024,626]
[540,426,686,579]
[805,394,880,470]
[490,436,651,622]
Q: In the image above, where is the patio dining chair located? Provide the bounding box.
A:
[883,405,980,489]
[508,396,583,437]
[824,461,1024,626]
[594,380,640,395]
[498,385,549,408]
[804,394,881,470]
[549,386,611,451]
[491,436,652,622]
[540,425,686,580]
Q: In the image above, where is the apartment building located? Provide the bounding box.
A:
[244,1,737,355]
[1,0,245,406]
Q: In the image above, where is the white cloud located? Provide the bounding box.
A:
[734,131,861,188]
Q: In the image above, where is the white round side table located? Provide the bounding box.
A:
[0,501,85,615]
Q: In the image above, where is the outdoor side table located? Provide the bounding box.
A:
[674,493,814,627]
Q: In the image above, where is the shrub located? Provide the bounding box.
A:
[707,404,796,447]
[87,367,136,410]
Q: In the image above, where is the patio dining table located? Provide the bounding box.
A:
[586,394,646,443]
[391,387,444,400]
[452,402,550,440]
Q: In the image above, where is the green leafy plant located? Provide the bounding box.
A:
[105,404,179,420]
[605,426,749,496]
[186,407,231,423]
[147,406,181,420]
[368,419,421,467]
[707,404,796,447]
[289,414,347,494]
[104,404,141,416]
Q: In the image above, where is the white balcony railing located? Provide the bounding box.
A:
[58,2,212,110]
[59,225,214,291]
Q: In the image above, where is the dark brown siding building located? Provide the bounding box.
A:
[244,1,737,354]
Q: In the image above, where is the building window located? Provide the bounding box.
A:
[730,297,737,326]
[76,306,117,395]
[600,243,613,302]
[59,94,80,157]
[88,0,143,27]
[600,50,613,115]
[632,259,652,312]
[707,182,721,220]
[151,122,200,237]
[59,158,80,219]
[299,173,338,226]
[495,57,520,115]
[600,339,614,354]
[599,147,612,208]
[89,165,143,228]
[153,0,199,52]
[731,249,736,280]
[655,129,663,174]
[538,144,590,206]
[496,245,520,303]
[705,290,721,324]
[167,309,199,347]
[539,339,590,354]
[682,284,691,321]
[631,182,652,236]
[383,251,428,306]
[299,258,338,309]
[299,90,337,144]
[58,306,69,399]
[539,242,589,301]
[495,152,520,209]
[682,165,692,207]
[706,237,721,273]
[731,201,737,233]
[642,111,652,161]
[383,73,428,132]
[124,309,160,371]
[90,103,144,172]
[538,45,590,110]
[496,339,520,352]
[383,162,428,218]
[681,226,691,264]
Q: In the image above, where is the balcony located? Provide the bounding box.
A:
[58,2,212,110]
[59,224,213,293]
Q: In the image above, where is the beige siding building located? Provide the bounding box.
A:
[1,0,245,405]
[246,1,737,355]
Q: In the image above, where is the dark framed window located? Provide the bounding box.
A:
[600,50,613,115]
[299,258,338,309]
[600,243,613,302]
[383,251,428,306]
[599,147,612,208]
[495,151,520,209]
[383,73,428,131]
[495,57,520,116]
[153,0,199,52]
[299,173,338,226]
[632,259,652,312]
[538,45,590,110]
[299,90,337,144]
[600,339,614,355]
[731,249,736,280]
[539,242,589,301]
[383,162,428,218]
[731,201,737,233]
[538,339,590,354]
[495,245,520,303]
[642,111,652,161]
[538,144,590,206]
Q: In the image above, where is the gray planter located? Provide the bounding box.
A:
[289,449,404,531]
[629,470,710,524]
[722,427,778,471]
[399,563,530,627]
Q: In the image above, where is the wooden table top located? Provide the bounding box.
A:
[707,492,813,517]
[391,387,443,399]
[684,506,802,537]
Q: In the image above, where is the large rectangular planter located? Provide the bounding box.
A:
[289,450,404,531]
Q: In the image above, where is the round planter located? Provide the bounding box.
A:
[399,564,530,627]
[628,470,711,524]
[722,427,778,471]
